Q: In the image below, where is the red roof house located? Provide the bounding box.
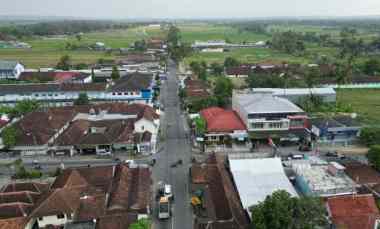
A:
[327,194,380,229]
[200,107,246,133]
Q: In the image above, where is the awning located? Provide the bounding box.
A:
[230,132,248,139]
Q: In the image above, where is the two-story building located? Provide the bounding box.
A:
[232,90,309,142]
[0,60,25,80]
[0,72,155,106]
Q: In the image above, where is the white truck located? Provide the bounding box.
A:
[158,196,171,219]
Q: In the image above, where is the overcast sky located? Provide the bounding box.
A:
[1,0,380,19]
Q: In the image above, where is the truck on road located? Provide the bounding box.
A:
[158,196,171,219]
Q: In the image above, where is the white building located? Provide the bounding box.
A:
[232,90,308,140]
[291,158,357,197]
[0,60,25,80]
[250,88,337,103]
[229,157,298,208]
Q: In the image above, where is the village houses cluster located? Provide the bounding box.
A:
[0,34,380,229]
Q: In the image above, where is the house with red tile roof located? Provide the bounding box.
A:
[225,64,253,78]
[24,163,151,229]
[19,71,91,84]
[326,194,380,229]
[4,103,160,156]
[200,107,248,148]
[0,182,49,229]
[190,154,250,229]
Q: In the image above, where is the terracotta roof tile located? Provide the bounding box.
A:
[96,213,137,229]
[108,165,151,214]
[30,188,82,217]
[191,154,250,229]
[344,162,380,185]
[0,217,27,229]
[327,194,380,229]
[14,109,76,146]
[1,182,49,194]
[200,107,246,133]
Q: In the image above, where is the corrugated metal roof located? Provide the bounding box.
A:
[235,93,304,114]
[0,60,19,70]
[251,88,336,96]
[229,158,298,208]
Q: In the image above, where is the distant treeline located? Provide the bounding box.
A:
[231,19,380,34]
[0,20,132,38]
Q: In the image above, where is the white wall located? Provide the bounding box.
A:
[14,63,25,79]
[37,214,72,228]
[134,118,158,134]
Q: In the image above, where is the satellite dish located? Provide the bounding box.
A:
[351,113,357,119]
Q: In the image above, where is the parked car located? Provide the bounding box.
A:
[96,150,111,156]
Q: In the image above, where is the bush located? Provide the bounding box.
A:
[360,127,380,146]
[368,145,380,170]
[13,165,42,179]
[1,126,19,148]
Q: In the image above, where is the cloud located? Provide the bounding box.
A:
[1,0,379,19]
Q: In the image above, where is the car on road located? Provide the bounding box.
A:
[164,184,174,201]
[158,196,171,220]
[96,150,112,156]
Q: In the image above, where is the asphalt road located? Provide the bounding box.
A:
[152,60,193,229]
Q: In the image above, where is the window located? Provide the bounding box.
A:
[141,126,144,131]
[251,123,264,129]
[57,214,65,219]
[34,94,39,97]
[118,92,122,95]
[112,92,116,95]
[269,122,282,129]
[124,92,128,95]
[38,217,43,221]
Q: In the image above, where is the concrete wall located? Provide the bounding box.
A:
[37,214,72,228]
[134,118,158,134]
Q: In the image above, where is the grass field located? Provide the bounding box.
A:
[179,23,270,43]
[180,23,343,66]
[0,26,165,68]
[337,89,380,125]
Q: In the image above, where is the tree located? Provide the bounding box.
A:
[250,190,327,229]
[194,117,207,135]
[188,97,219,113]
[189,61,207,81]
[210,63,224,76]
[178,88,187,99]
[190,61,201,76]
[246,73,287,88]
[167,25,191,62]
[224,57,240,68]
[134,39,147,52]
[111,65,120,80]
[12,100,40,117]
[167,25,181,47]
[363,59,380,76]
[214,77,233,106]
[271,31,305,54]
[129,218,150,229]
[360,127,380,146]
[75,33,82,42]
[368,145,380,170]
[56,55,71,70]
[1,126,19,148]
[74,93,89,105]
